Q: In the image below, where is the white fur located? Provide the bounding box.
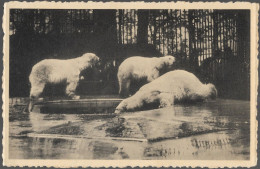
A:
[29,53,100,100]
[115,70,217,113]
[117,55,176,96]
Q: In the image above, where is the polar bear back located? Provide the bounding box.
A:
[30,59,80,84]
[140,70,207,95]
[118,56,161,79]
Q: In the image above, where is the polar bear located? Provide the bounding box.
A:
[115,70,217,113]
[28,53,100,111]
[117,55,176,97]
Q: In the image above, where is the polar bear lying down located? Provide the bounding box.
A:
[117,55,176,97]
[28,53,100,111]
[115,70,217,114]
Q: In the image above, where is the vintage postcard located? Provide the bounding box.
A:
[2,1,259,168]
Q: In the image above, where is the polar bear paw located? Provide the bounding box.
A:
[159,99,173,108]
[159,102,168,108]
[38,97,44,101]
[72,95,80,100]
[114,109,122,114]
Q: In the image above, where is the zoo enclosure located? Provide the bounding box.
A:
[9,9,250,99]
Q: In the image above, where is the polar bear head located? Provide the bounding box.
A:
[163,55,176,65]
[114,101,127,114]
[157,55,176,71]
[78,53,101,70]
[206,83,218,100]
[81,53,100,64]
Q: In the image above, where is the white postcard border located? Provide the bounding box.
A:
[2,1,259,168]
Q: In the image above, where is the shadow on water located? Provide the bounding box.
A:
[9,99,250,160]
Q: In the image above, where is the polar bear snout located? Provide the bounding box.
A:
[90,55,102,71]
[95,60,102,72]
[163,55,176,69]
[166,55,176,64]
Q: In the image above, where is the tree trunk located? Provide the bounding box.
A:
[137,10,149,45]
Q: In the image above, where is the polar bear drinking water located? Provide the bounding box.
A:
[115,70,217,114]
[28,53,100,111]
[117,55,176,97]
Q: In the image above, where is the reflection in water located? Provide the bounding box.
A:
[143,130,249,160]
[29,112,79,132]
[89,141,118,159]
[9,99,250,160]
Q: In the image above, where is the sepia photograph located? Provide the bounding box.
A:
[2,1,258,168]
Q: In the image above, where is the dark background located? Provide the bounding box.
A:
[9,9,250,100]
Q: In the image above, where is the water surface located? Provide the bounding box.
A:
[9,99,250,160]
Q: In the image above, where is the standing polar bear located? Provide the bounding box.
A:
[117,55,176,97]
[115,70,217,114]
[29,53,100,103]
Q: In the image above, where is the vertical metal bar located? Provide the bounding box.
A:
[171,10,174,55]
[132,10,135,44]
[229,13,232,53]
[179,10,182,58]
[206,10,209,60]
[118,10,122,45]
[175,10,178,54]
[211,10,214,57]
[201,10,204,62]
[183,10,186,58]
[207,10,210,58]
[200,10,203,64]
[204,10,207,60]
[158,11,161,53]
[133,10,136,43]
[227,13,230,49]
[198,10,201,65]
[128,9,133,44]
[128,10,131,44]
[221,12,224,52]
[233,15,237,56]
[223,12,226,49]
[222,12,225,78]
[202,10,205,63]
[126,10,129,44]
[235,13,237,56]
[205,10,208,59]
[123,10,125,44]
[218,13,221,51]
[162,12,165,55]
[126,10,128,44]
[166,11,169,55]
[195,10,198,66]
[153,11,157,47]
[233,13,235,56]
